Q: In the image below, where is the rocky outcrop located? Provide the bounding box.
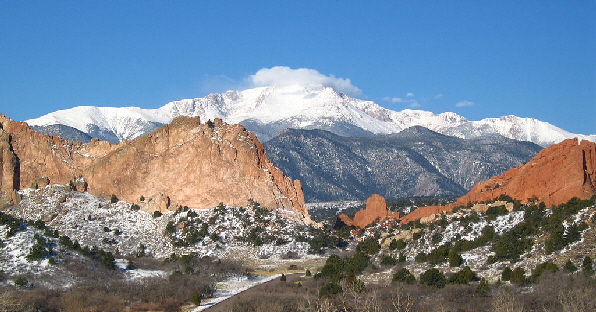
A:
[339,194,400,228]
[0,114,310,222]
[0,125,19,207]
[401,138,596,223]
[455,138,596,207]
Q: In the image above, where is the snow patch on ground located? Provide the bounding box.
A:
[191,274,282,311]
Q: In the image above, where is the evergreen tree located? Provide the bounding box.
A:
[393,268,416,284]
[501,267,512,281]
[448,249,463,267]
[420,268,446,288]
[582,256,594,276]
[564,259,578,272]
[510,267,526,285]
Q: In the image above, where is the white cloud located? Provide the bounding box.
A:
[249,66,362,97]
[381,94,422,108]
[456,100,475,107]
[435,93,444,99]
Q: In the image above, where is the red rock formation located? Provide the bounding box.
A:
[399,204,454,224]
[0,114,310,222]
[402,138,596,223]
[340,194,400,228]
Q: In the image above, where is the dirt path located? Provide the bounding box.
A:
[199,273,305,312]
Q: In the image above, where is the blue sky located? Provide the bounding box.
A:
[1,1,594,134]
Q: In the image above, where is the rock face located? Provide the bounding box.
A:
[0,114,310,222]
[454,138,596,207]
[401,138,596,223]
[339,194,400,228]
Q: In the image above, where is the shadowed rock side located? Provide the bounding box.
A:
[0,114,310,222]
[339,194,400,228]
[401,138,596,223]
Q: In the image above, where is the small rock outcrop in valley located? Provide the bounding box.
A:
[339,194,400,228]
[0,114,309,221]
[401,138,596,223]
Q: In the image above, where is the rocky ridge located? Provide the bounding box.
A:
[0,114,310,222]
[401,138,596,223]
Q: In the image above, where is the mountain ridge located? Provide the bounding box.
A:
[264,126,542,202]
[25,84,596,146]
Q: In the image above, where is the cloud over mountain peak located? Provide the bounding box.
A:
[249,66,363,97]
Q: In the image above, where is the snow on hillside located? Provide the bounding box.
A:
[7,185,313,260]
[25,84,596,146]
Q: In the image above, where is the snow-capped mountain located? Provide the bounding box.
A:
[26,84,595,146]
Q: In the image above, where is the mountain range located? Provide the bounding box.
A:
[26,84,596,147]
[265,127,542,202]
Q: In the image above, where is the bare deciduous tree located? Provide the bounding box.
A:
[491,287,524,312]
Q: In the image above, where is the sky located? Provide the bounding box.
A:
[1,1,594,134]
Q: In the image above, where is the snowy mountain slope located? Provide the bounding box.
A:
[25,84,596,146]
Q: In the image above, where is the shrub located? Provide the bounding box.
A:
[414,252,427,262]
[564,259,578,272]
[530,261,558,282]
[153,211,162,218]
[110,194,118,203]
[280,274,286,282]
[345,275,366,293]
[190,292,202,305]
[393,268,415,284]
[319,282,342,297]
[448,249,463,267]
[474,278,489,296]
[486,205,508,220]
[380,255,398,266]
[166,222,176,234]
[510,267,526,285]
[305,270,312,277]
[447,266,478,284]
[419,268,446,288]
[501,267,512,281]
[389,239,406,251]
[14,277,28,287]
[356,237,381,255]
[582,256,594,276]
